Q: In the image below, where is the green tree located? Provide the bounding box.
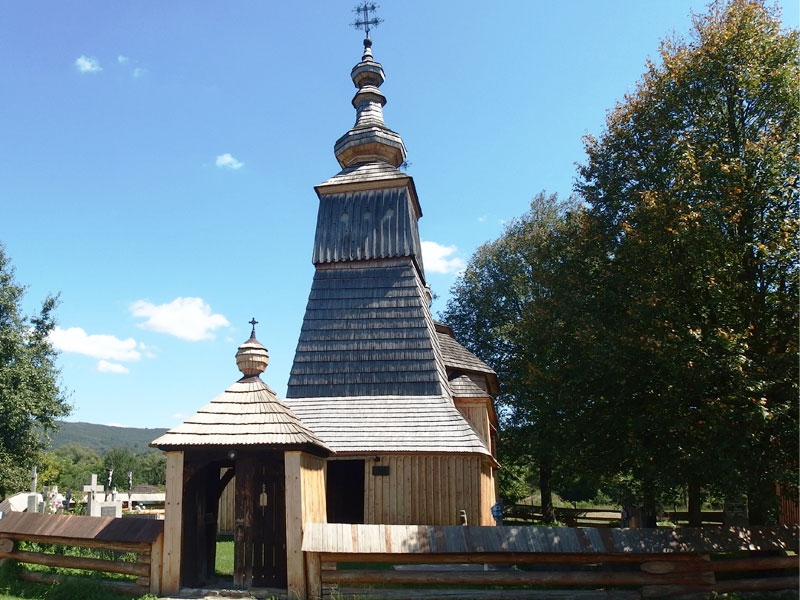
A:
[0,243,71,498]
[136,451,166,488]
[50,443,103,492]
[443,192,579,522]
[575,0,798,524]
[103,447,138,493]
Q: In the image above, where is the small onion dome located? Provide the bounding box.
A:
[236,330,269,376]
[334,37,407,169]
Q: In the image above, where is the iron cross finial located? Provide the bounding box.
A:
[249,318,258,337]
[352,3,382,39]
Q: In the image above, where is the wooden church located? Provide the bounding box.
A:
[151,24,499,597]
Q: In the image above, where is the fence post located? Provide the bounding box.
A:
[306,552,322,600]
[149,531,164,596]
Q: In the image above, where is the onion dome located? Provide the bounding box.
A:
[150,321,329,454]
[333,38,407,169]
[236,329,269,376]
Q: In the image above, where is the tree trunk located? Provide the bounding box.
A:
[539,463,555,523]
[687,479,702,527]
[748,480,777,526]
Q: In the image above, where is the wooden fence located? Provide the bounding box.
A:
[0,512,164,596]
[504,505,622,527]
[503,505,729,527]
[302,523,799,599]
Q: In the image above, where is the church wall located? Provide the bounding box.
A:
[364,454,494,526]
[454,400,492,448]
[299,453,327,523]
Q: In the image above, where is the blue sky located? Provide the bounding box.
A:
[2,1,797,429]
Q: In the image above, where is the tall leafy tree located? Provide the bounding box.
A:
[443,192,579,522]
[0,243,71,497]
[576,0,798,524]
[48,443,103,492]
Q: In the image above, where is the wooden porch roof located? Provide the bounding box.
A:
[283,395,491,456]
[151,377,329,451]
[152,332,329,453]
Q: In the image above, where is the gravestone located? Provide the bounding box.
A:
[724,495,749,527]
[100,503,122,518]
[83,473,121,517]
[28,465,39,513]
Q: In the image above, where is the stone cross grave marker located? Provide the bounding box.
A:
[82,474,121,517]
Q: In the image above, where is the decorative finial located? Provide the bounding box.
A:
[352,3,382,40]
[237,320,269,376]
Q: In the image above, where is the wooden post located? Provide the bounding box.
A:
[285,451,305,600]
[306,551,322,600]
[161,451,184,595]
[149,530,164,596]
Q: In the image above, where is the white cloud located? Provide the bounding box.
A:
[215,153,244,170]
[50,327,142,361]
[75,55,102,73]
[131,297,230,341]
[421,240,465,274]
[131,67,147,78]
[97,360,130,374]
[117,55,129,64]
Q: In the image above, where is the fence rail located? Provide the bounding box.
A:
[0,512,164,596]
[303,523,799,599]
[503,505,728,527]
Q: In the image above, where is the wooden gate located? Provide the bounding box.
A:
[234,451,287,588]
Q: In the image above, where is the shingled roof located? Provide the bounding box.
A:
[435,322,500,397]
[152,331,329,454]
[286,259,448,398]
[284,37,493,459]
[285,396,490,455]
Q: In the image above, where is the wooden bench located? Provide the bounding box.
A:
[302,523,799,599]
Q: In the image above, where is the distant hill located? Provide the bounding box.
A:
[48,421,168,454]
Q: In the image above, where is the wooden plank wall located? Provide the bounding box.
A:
[286,452,328,600]
[365,455,494,526]
[778,485,799,525]
[455,400,491,447]
[217,469,235,534]
[161,451,184,595]
[300,453,327,524]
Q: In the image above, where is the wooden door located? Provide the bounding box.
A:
[234,452,287,588]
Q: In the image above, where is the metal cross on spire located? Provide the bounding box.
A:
[351,3,382,39]
[248,317,258,337]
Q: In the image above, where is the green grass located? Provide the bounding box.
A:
[0,558,156,600]
[215,539,234,576]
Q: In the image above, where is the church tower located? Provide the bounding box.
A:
[285,15,498,526]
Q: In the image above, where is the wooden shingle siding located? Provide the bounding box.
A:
[316,161,412,189]
[151,377,329,451]
[312,188,423,267]
[449,374,489,398]
[284,396,491,455]
[287,260,449,399]
[436,324,498,379]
